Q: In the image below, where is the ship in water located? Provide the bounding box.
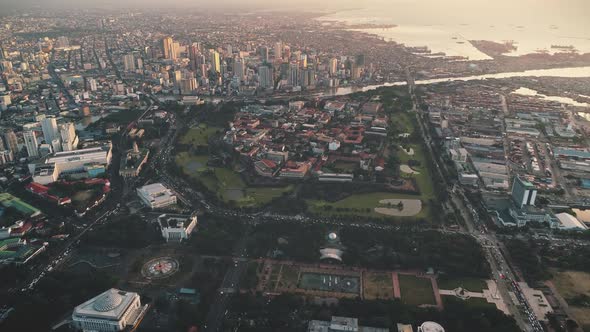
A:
[551,45,575,50]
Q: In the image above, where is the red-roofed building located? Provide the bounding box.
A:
[254,159,279,177]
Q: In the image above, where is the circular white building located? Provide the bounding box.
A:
[418,321,445,332]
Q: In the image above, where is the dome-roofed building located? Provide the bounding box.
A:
[320,231,345,262]
[72,288,149,332]
[418,321,445,332]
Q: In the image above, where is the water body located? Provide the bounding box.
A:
[512,87,590,108]
[317,66,590,97]
[318,0,590,60]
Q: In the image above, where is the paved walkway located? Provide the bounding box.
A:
[392,272,401,298]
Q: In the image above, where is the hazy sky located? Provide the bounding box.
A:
[1,0,589,21]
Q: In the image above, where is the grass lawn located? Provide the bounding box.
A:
[307,192,429,220]
[552,269,590,330]
[399,274,436,306]
[391,111,415,134]
[397,144,434,200]
[175,152,209,173]
[278,265,300,290]
[363,272,394,300]
[437,277,488,292]
[179,125,221,146]
[175,152,292,207]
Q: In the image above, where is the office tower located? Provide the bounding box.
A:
[162,36,176,60]
[300,54,307,68]
[209,50,220,73]
[41,117,59,144]
[356,54,366,67]
[51,138,62,153]
[511,176,537,208]
[23,131,39,158]
[300,69,315,88]
[258,65,273,89]
[351,63,361,80]
[3,129,18,154]
[0,45,5,60]
[0,136,5,150]
[288,64,300,86]
[284,46,291,59]
[189,44,200,71]
[329,58,338,76]
[180,78,198,94]
[136,57,143,70]
[60,122,78,151]
[226,44,233,56]
[123,53,136,72]
[233,59,245,81]
[274,42,282,59]
[259,46,269,63]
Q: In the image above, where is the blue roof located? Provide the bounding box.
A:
[554,147,590,159]
[179,288,197,295]
[582,179,590,189]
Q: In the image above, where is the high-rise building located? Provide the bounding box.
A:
[41,117,59,144]
[233,59,245,81]
[189,43,200,71]
[51,138,62,153]
[162,37,176,60]
[123,53,136,72]
[329,58,338,76]
[259,46,269,63]
[511,176,537,209]
[60,122,79,151]
[288,64,300,87]
[3,129,18,154]
[274,42,282,60]
[23,131,39,158]
[356,54,366,67]
[300,69,315,88]
[300,54,307,68]
[209,50,220,73]
[258,65,273,89]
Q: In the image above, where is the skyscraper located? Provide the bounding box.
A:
[288,64,300,87]
[329,58,338,76]
[233,59,245,81]
[41,117,59,144]
[3,129,18,154]
[60,122,78,151]
[258,65,273,89]
[511,176,537,209]
[259,46,269,63]
[274,42,282,60]
[123,54,136,72]
[209,50,220,73]
[162,37,176,60]
[23,131,39,158]
[300,54,307,68]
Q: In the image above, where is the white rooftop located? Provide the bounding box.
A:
[73,288,138,320]
[555,213,588,230]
